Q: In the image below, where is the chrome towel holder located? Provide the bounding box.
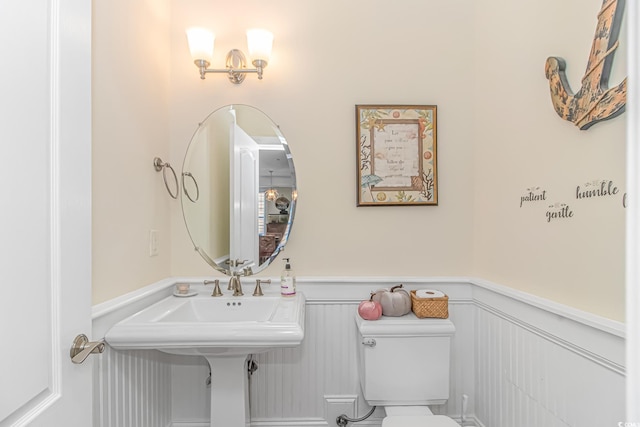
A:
[153,157,178,199]
[182,171,200,202]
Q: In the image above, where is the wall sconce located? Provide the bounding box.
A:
[186,28,273,84]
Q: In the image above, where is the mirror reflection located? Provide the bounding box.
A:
[181,104,296,276]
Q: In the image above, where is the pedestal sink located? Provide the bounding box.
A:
[105,285,306,426]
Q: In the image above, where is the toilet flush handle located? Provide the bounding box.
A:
[362,338,376,347]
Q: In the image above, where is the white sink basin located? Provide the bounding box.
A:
[159,296,280,323]
[105,286,305,356]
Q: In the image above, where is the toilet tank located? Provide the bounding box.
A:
[355,312,455,406]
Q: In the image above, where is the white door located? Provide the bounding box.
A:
[0,0,92,426]
[230,122,260,268]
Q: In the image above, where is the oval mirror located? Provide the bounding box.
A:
[181,104,297,276]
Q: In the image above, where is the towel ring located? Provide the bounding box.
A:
[182,171,200,203]
[153,157,178,199]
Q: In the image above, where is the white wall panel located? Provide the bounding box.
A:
[474,296,625,427]
[93,348,172,427]
[250,303,361,421]
[92,278,625,426]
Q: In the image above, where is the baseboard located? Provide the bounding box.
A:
[170,415,485,427]
[171,419,331,427]
[251,419,331,426]
[171,422,209,427]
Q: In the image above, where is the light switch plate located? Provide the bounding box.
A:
[149,229,159,257]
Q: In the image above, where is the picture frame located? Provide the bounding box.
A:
[356,105,438,206]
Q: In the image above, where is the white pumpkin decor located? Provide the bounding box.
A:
[372,284,412,317]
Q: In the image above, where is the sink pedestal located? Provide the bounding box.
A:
[205,355,251,427]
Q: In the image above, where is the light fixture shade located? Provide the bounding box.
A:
[246,29,273,62]
[186,28,215,63]
[265,188,278,201]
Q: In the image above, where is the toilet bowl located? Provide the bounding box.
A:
[355,311,459,427]
[382,406,460,426]
[382,415,460,427]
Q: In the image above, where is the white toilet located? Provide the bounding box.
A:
[355,311,460,427]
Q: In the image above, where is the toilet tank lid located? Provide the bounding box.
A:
[355,311,455,337]
[382,415,460,427]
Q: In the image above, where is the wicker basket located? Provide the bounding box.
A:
[410,290,449,319]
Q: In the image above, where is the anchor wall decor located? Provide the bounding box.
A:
[545,0,627,130]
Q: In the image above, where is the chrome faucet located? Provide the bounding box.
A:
[226,260,248,291]
[253,279,271,296]
[204,279,222,297]
[228,275,243,296]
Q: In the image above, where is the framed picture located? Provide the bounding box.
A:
[356,105,438,206]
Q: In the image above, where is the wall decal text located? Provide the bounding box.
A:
[520,187,547,207]
[576,179,619,199]
[546,203,574,223]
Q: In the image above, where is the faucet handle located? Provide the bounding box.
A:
[253,279,271,296]
[230,276,243,296]
[228,258,248,267]
[204,279,222,297]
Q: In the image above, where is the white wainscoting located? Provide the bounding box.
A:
[472,280,625,427]
[92,277,625,427]
[92,348,172,427]
[92,278,176,427]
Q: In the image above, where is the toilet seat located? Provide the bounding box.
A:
[382,415,460,427]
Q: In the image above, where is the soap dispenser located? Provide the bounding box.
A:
[280,258,296,297]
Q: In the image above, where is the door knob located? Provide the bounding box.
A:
[70,334,105,364]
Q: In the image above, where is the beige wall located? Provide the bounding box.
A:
[471,0,627,320]
[92,0,172,303]
[92,0,626,321]
[167,0,476,280]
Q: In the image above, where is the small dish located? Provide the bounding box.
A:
[173,290,197,298]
